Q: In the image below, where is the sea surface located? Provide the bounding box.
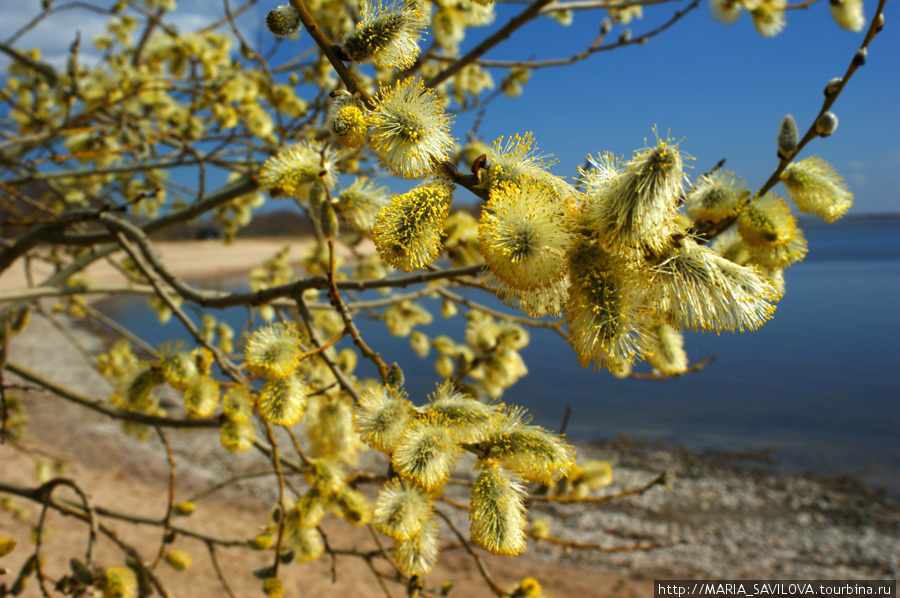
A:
[100,217,900,491]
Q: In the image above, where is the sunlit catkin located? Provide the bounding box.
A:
[158,346,199,391]
[222,386,254,422]
[479,179,575,309]
[422,381,500,443]
[335,177,390,233]
[746,226,808,269]
[327,91,368,149]
[487,408,576,484]
[581,138,684,254]
[282,514,325,563]
[684,169,748,223]
[373,175,454,271]
[333,486,373,526]
[354,385,416,452]
[244,322,303,381]
[182,376,219,417]
[340,0,427,69]
[750,0,786,36]
[394,517,439,575]
[391,415,463,491]
[830,0,865,31]
[98,567,138,598]
[470,459,528,556]
[780,156,853,222]
[737,194,797,248]
[257,375,310,426]
[709,0,742,24]
[483,133,573,201]
[219,418,255,453]
[564,240,652,371]
[369,78,454,178]
[647,322,688,375]
[651,238,779,332]
[116,365,164,411]
[305,457,346,496]
[164,549,193,571]
[258,141,338,199]
[265,5,301,38]
[305,394,359,464]
[374,478,433,540]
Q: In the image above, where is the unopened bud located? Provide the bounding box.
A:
[69,558,93,585]
[875,13,884,31]
[320,201,339,240]
[824,77,843,97]
[386,362,405,387]
[852,47,867,66]
[777,114,799,159]
[815,111,839,137]
[164,550,193,571]
[308,180,327,210]
[266,5,302,38]
[618,29,632,43]
[530,518,551,540]
[600,18,613,34]
[0,538,16,558]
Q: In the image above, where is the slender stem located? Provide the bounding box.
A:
[288,0,375,108]
[151,427,177,569]
[327,239,389,383]
[264,422,288,577]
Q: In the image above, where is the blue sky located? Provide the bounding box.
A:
[2,0,897,213]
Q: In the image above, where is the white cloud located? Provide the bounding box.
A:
[849,173,868,186]
[0,0,264,72]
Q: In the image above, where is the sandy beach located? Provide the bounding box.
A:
[0,238,336,296]
[1,239,898,597]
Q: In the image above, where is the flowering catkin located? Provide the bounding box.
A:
[373,175,454,271]
[780,156,852,222]
[470,459,528,555]
[369,78,454,178]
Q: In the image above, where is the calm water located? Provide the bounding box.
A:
[101,217,900,490]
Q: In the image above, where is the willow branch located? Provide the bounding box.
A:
[206,541,238,598]
[532,534,670,552]
[437,0,701,70]
[187,469,277,503]
[151,427,177,569]
[437,288,568,338]
[264,422,289,577]
[327,239,390,383]
[4,360,220,429]
[434,509,506,597]
[107,220,246,384]
[628,355,717,380]
[529,472,670,503]
[426,0,560,89]
[288,0,375,108]
[294,292,363,404]
[695,0,887,240]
